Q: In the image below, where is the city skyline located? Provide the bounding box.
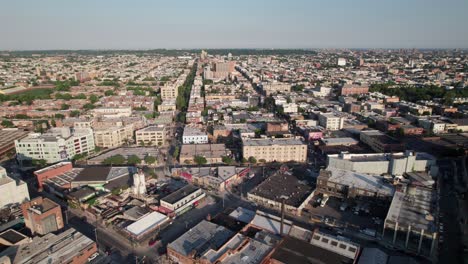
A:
[1,0,468,50]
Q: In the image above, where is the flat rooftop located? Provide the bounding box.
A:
[168,220,234,258]
[385,188,437,233]
[0,129,28,147]
[248,169,314,207]
[270,236,354,264]
[137,125,165,132]
[161,184,200,205]
[29,198,58,213]
[7,228,95,264]
[0,229,28,244]
[323,168,394,196]
[73,166,134,183]
[88,147,159,163]
[45,168,83,188]
[126,211,168,237]
[243,138,305,147]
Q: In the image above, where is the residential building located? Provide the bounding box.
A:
[15,127,95,164]
[135,125,166,146]
[0,166,30,208]
[242,138,307,163]
[21,197,64,235]
[92,107,132,118]
[318,113,345,131]
[340,84,369,96]
[261,82,291,95]
[161,83,178,100]
[93,124,134,148]
[182,127,208,144]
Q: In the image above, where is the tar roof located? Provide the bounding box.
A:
[271,236,354,264]
[0,229,28,244]
[248,169,314,207]
[161,184,200,205]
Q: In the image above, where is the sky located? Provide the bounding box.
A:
[1,0,467,50]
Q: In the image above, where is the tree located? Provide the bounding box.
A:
[104,90,115,96]
[103,154,126,165]
[248,156,257,164]
[258,159,267,163]
[60,104,70,110]
[83,103,95,110]
[127,155,141,165]
[54,113,65,119]
[194,155,207,165]
[70,110,80,117]
[89,94,99,103]
[1,120,14,128]
[144,155,157,165]
[222,156,234,165]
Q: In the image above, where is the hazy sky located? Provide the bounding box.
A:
[1,0,467,50]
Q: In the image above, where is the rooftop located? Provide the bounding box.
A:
[0,229,29,245]
[322,168,394,196]
[243,138,305,147]
[270,236,354,264]
[168,220,234,258]
[161,184,200,205]
[125,211,168,237]
[249,169,314,207]
[1,228,95,264]
[385,187,437,233]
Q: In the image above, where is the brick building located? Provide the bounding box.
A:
[21,197,64,235]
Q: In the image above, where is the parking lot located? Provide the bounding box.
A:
[303,196,388,233]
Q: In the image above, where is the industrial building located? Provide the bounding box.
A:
[125,211,169,241]
[135,125,167,146]
[317,168,394,200]
[159,185,205,215]
[0,228,97,264]
[21,197,64,235]
[327,151,436,176]
[247,168,315,216]
[360,130,405,153]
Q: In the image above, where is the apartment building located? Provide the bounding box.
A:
[339,84,369,96]
[318,113,345,131]
[93,125,134,148]
[242,138,307,163]
[135,125,166,146]
[161,83,179,100]
[182,127,208,144]
[15,127,95,164]
[261,82,291,95]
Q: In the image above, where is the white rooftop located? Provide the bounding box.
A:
[125,211,168,236]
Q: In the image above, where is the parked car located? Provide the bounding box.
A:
[88,252,99,262]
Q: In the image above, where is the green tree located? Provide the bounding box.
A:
[248,156,257,164]
[83,103,95,110]
[89,94,99,104]
[32,159,47,167]
[60,104,70,110]
[103,154,126,165]
[258,159,266,163]
[144,155,157,165]
[70,110,80,117]
[222,156,234,165]
[1,120,14,128]
[54,113,65,119]
[194,155,207,165]
[104,90,115,96]
[127,155,141,165]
